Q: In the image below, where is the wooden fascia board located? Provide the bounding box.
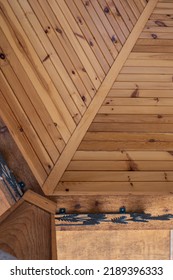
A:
[42,0,159,195]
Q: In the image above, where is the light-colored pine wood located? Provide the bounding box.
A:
[73,0,114,65]
[84,132,173,142]
[8,1,81,125]
[0,26,65,153]
[99,106,173,114]
[120,0,138,25]
[140,32,173,39]
[133,45,173,53]
[125,59,173,67]
[79,141,173,151]
[0,71,54,173]
[110,0,130,37]
[64,0,110,73]
[19,0,89,115]
[113,0,134,31]
[129,52,173,60]
[103,1,126,44]
[56,230,170,260]
[54,0,104,86]
[89,0,120,54]
[122,66,173,74]
[73,151,173,161]
[61,171,173,182]
[108,89,173,98]
[44,0,158,194]
[154,9,173,14]
[103,97,173,106]
[128,0,141,18]
[56,181,173,195]
[67,160,173,171]
[94,114,173,123]
[0,1,74,140]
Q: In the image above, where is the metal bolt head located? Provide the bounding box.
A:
[119,206,126,214]
[59,208,66,214]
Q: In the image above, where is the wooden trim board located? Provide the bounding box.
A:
[23,190,56,214]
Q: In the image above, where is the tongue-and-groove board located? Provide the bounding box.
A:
[0,0,152,194]
[53,0,173,196]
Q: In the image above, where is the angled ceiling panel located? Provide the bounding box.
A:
[0,0,158,194]
[53,0,173,195]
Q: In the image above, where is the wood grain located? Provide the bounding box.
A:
[56,230,170,259]
[0,201,52,259]
[44,0,158,194]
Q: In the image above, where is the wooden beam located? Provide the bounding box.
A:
[42,0,159,195]
[52,193,173,213]
[55,193,173,230]
[23,190,56,214]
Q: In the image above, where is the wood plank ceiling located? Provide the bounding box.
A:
[1,0,172,196]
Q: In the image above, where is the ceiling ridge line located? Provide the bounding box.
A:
[42,0,159,195]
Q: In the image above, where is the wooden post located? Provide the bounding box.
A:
[0,190,57,260]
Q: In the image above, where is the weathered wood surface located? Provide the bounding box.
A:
[56,230,170,259]
[0,118,42,195]
[0,153,23,216]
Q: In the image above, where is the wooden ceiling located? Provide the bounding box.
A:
[0,0,173,196]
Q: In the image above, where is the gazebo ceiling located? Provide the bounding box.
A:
[1,0,173,196]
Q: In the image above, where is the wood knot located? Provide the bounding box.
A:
[74,204,81,209]
[89,41,94,46]
[56,28,62,34]
[0,53,6,60]
[104,7,109,13]
[155,20,167,27]
[151,33,157,39]
[111,35,117,43]
[81,95,86,102]
[77,17,83,25]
